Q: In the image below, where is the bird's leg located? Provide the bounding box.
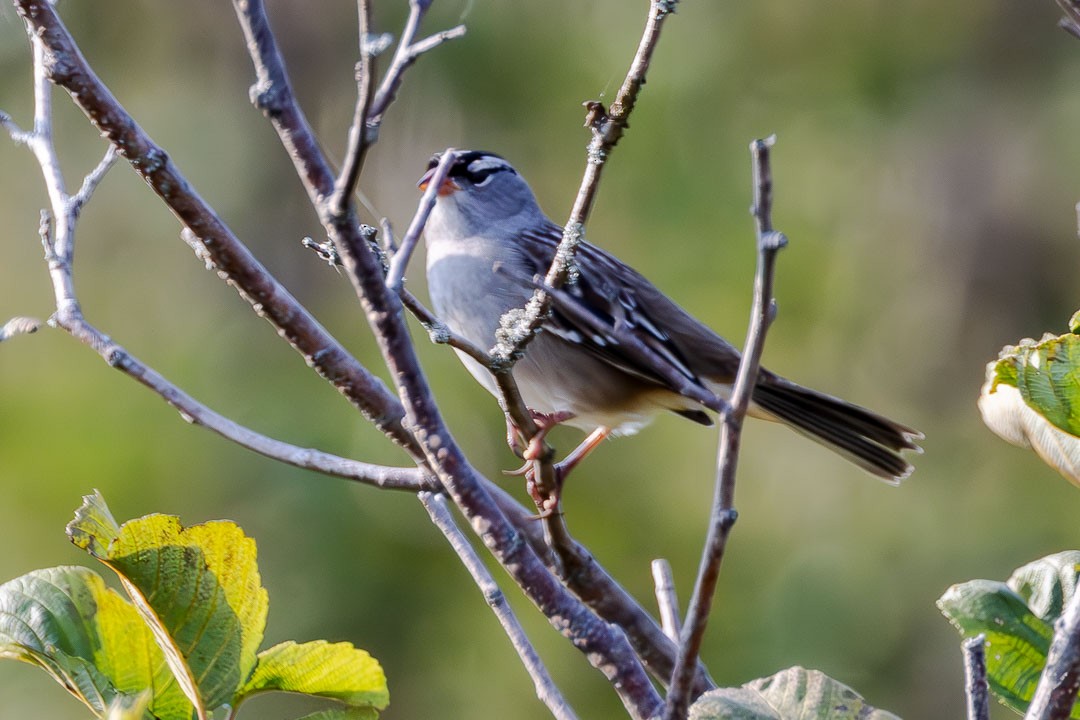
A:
[504,410,575,475]
[553,426,611,481]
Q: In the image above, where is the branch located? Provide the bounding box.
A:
[482,476,716,696]
[419,492,579,720]
[963,635,990,720]
[493,0,679,369]
[11,0,425,466]
[306,229,713,692]
[6,4,707,712]
[1024,588,1080,720]
[329,0,379,215]
[651,559,682,643]
[233,3,663,715]
[367,0,466,132]
[1056,0,1080,37]
[663,136,788,719]
[63,313,432,492]
[385,147,456,291]
[4,8,432,497]
[480,0,680,520]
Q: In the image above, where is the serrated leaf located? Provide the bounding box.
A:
[67,493,269,716]
[938,574,1080,718]
[689,667,900,719]
[1008,551,1080,622]
[68,490,122,558]
[0,566,189,720]
[237,640,388,710]
[295,708,380,720]
[980,334,1080,484]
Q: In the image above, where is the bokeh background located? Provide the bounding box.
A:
[1,1,1078,718]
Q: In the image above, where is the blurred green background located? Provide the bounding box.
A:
[1,1,1078,718]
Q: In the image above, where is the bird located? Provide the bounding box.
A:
[418,150,921,484]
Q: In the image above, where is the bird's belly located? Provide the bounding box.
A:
[427,246,682,435]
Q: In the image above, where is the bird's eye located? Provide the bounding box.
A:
[471,170,499,186]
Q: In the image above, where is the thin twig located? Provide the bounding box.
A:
[71,144,120,217]
[419,492,579,720]
[400,290,494,365]
[329,0,378,215]
[385,147,456,291]
[367,0,466,131]
[651,559,682,643]
[1024,587,1080,720]
[62,314,432,491]
[963,635,990,720]
[483,0,680,521]
[1056,0,1080,37]
[663,136,788,720]
[300,231,494,366]
[494,0,679,368]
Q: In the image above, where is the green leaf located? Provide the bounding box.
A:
[294,709,380,720]
[938,558,1080,718]
[237,640,388,710]
[0,566,190,720]
[980,333,1080,484]
[68,490,122,558]
[688,667,900,719]
[1009,551,1080,622]
[67,492,269,715]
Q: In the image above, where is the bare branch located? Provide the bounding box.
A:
[476,0,680,524]
[303,226,710,692]
[651,559,682,643]
[11,0,424,464]
[233,3,663,714]
[1056,0,1080,37]
[663,136,788,719]
[419,492,580,720]
[0,110,32,144]
[963,635,990,720]
[1024,588,1080,720]
[63,314,432,491]
[71,144,120,217]
[5,6,432,497]
[385,147,456,291]
[330,0,378,215]
[367,0,466,129]
[400,290,495,365]
[495,0,679,367]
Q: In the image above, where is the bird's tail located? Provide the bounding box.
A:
[750,376,922,484]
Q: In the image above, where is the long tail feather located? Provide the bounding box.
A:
[751,378,922,484]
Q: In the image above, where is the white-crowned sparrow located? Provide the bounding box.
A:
[419,150,921,483]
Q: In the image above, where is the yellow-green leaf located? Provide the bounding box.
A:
[980,334,1080,485]
[689,667,900,719]
[0,566,190,720]
[938,557,1080,719]
[67,493,269,714]
[295,709,380,720]
[237,640,388,710]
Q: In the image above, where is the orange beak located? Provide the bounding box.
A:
[418,167,460,196]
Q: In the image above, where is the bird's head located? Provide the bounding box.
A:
[418,150,543,236]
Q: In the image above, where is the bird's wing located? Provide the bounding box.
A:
[515,224,731,406]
